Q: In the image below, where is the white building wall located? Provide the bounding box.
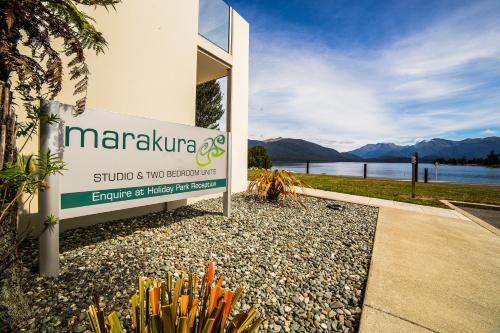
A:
[58,0,199,125]
[229,12,250,193]
[17,0,249,232]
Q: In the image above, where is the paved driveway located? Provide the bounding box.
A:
[360,207,500,333]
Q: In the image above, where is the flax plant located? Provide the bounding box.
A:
[86,261,263,333]
[248,169,307,207]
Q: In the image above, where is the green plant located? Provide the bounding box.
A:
[248,146,272,169]
[0,0,119,279]
[0,103,65,275]
[0,148,65,222]
[1,0,120,112]
[248,169,307,207]
[86,261,263,333]
[43,213,59,226]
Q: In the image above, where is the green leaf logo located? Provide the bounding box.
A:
[196,135,226,167]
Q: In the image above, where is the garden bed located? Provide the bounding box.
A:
[16,195,378,332]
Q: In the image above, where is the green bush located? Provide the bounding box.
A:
[248,145,272,169]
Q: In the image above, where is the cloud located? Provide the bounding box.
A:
[481,129,496,135]
[247,1,500,151]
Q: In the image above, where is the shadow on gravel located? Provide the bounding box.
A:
[20,205,221,272]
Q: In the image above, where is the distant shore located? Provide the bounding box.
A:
[273,160,500,168]
[249,169,500,208]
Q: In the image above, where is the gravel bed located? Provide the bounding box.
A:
[14,195,378,332]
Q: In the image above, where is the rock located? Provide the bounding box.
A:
[17,195,377,332]
[332,301,344,309]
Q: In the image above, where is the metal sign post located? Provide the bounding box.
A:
[39,101,61,277]
[223,133,232,217]
[415,152,419,182]
[411,156,416,199]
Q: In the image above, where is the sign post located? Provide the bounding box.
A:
[39,102,61,277]
[39,102,231,276]
[223,133,231,217]
[411,156,416,199]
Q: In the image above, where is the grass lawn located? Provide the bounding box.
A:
[248,169,500,208]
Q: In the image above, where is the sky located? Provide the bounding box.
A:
[224,0,500,152]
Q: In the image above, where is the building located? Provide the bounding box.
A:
[20,0,249,232]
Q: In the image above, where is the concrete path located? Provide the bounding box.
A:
[301,187,469,220]
[299,188,500,332]
[360,207,500,333]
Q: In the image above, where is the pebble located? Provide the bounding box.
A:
[12,195,377,332]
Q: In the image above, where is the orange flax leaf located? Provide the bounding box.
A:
[214,276,224,306]
[188,300,200,328]
[227,287,244,319]
[212,302,225,331]
[180,295,189,316]
[160,282,167,306]
[150,287,160,315]
[208,286,217,314]
[131,294,138,329]
[215,276,224,289]
[167,272,172,304]
[214,286,223,308]
[139,275,146,333]
[220,291,233,332]
[223,291,233,318]
[161,305,173,333]
[194,274,199,289]
[207,261,215,286]
[179,317,188,333]
[202,318,215,333]
[171,276,184,325]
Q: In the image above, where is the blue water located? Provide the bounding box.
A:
[272,162,500,185]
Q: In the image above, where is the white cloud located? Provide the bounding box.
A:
[481,129,496,135]
[389,79,476,101]
[248,1,500,151]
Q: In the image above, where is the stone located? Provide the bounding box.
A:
[17,195,377,332]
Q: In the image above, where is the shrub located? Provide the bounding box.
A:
[248,146,272,169]
[86,261,262,333]
[248,169,307,207]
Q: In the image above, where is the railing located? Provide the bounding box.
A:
[198,0,230,52]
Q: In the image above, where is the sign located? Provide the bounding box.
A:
[55,106,229,219]
[39,102,231,277]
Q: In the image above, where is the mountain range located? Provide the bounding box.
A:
[248,137,500,162]
[349,137,500,160]
[248,138,359,162]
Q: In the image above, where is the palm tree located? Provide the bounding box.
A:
[0,2,120,327]
[1,0,120,112]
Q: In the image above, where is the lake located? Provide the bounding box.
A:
[272,162,500,185]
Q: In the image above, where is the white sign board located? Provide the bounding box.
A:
[55,107,228,219]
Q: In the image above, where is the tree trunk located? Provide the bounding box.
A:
[0,80,19,275]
